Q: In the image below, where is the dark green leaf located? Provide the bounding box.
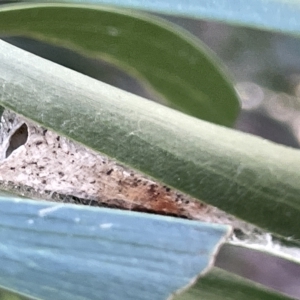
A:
[21,0,300,36]
[0,3,239,126]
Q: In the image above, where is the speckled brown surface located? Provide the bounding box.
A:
[0,110,255,233]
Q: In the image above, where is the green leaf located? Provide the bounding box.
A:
[0,3,239,127]
[0,288,30,300]
[0,106,3,119]
[0,40,300,241]
[174,267,294,300]
[0,195,230,300]
[22,0,300,36]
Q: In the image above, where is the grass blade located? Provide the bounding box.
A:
[1,40,300,240]
[0,3,239,126]
[21,0,300,36]
[0,195,230,300]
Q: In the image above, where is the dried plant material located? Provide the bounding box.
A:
[0,109,257,236]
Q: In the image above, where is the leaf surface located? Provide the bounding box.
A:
[0,3,239,126]
[0,40,300,241]
[22,0,300,36]
[0,195,230,300]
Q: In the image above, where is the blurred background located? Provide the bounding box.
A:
[0,3,300,299]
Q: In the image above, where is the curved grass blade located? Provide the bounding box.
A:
[0,3,239,127]
[23,0,300,37]
[0,40,300,240]
[0,195,230,300]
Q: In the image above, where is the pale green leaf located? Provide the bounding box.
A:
[0,195,230,300]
